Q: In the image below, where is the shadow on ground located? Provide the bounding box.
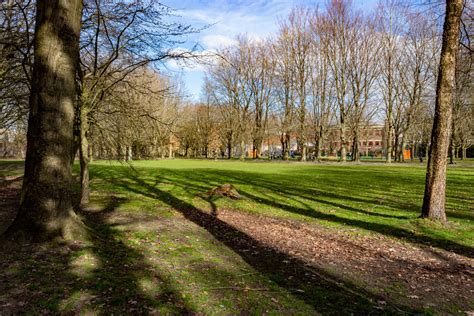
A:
[96,169,422,314]
[0,196,192,314]
[90,165,473,259]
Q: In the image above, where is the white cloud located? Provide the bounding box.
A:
[161,0,378,100]
[201,35,238,50]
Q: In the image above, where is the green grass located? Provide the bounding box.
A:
[86,159,474,253]
[1,159,473,314]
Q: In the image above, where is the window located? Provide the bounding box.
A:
[369,141,373,146]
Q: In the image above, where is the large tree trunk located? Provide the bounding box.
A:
[421,0,463,221]
[4,0,84,241]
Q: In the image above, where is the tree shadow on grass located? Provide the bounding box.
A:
[237,188,474,258]
[89,165,473,259]
[160,168,415,220]
[107,171,422,314]
[152,168,473,258]
[0,195,192,314]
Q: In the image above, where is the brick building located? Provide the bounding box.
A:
[261,124,388,158]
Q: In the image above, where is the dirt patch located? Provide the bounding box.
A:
[212,208,474,313]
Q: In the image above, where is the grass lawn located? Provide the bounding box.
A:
[1,159,473,314]
[88,159,474,250]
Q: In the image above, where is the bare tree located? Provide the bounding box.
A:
[309,18,334,160]
[347,13,380,162]
[421,0,464,221]
[249,40,275,159]
[451,34,473,161]
[0,0,34,133]
[319,0,356,162]
[286,7,312,161]
[376,0,406,163]
[273,26,296,160]
[76,0,195,204]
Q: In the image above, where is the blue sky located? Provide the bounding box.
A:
[161,0,379,101]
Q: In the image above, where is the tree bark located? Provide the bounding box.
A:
[340,120,347,162]
[421,0,463,221]
[315,129,322,160]
[227,139,232,159]
[240,139,245,160]
[4,0,84,241]
[386,120,392,163]
[281,133,290,160]
[352,128,360,162]
[79,106,90,206]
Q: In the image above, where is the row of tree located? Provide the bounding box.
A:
[1,0,197,240]
[2,1,472,166]
[1,0,196,206]
[197,0,472,163]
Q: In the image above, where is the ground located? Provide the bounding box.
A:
[0,159,473,315]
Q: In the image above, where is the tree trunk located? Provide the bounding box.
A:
[353,128,360,163]
[71,109,80,167]
[227,139,232,159]
[89,143,93,162]
[449,141,455,165]
[300,122,307,162]
[421,0,462,221]
[254,137,263,159]
[79,106,90,206]
[301,144,307,162]
[386,121,392,163]
[127,146,133,161]
[282,133,290,160]
[340,121,347,162]
[400,134,405,162]
[315,130,321,160]
[4,0,84,241]
[240,139,245,160]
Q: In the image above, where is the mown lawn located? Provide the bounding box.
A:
[1,159,473,314]
[87,159,474,252]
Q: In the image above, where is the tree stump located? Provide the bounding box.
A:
[207,184,241,200]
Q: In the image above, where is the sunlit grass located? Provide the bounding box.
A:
[86,159,474,251]
[1,159,473,314]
